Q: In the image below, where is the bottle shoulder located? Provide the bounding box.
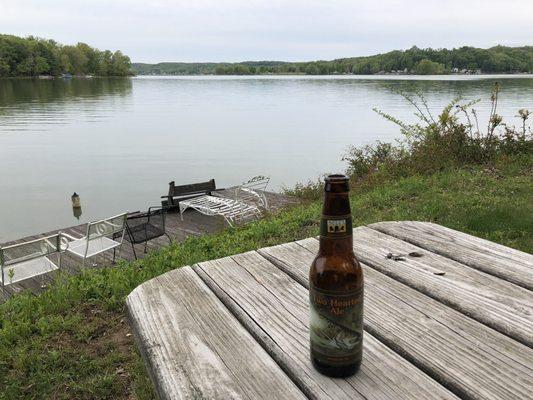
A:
[310,253,363,290]
[311,253,361,268]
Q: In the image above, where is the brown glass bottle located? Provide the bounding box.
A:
[309,174,364,377]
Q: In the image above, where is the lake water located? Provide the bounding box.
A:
[1,75,532,242]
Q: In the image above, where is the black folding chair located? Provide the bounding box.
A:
[118,206,172,260]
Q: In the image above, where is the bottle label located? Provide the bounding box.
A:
[320,215,353,239]
[309,284,363,366]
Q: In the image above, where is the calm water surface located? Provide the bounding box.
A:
[1,75,532,242]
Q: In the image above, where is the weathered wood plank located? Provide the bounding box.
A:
[369,221,533,290]
[348,227,533,346]
[258,239,533,400]
[126,266,306,400]
[194,252,459,400]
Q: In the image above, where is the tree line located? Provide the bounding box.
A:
[133,45,533,75]
[0,34,132,77]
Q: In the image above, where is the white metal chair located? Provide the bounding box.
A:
[179,176,270,227]
[62,212,128,266]
[234,175,270,210]
[0,233,67,289]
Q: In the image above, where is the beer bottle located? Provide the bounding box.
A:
[309,174,364,377]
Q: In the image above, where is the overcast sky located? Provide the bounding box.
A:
[1,0,532,63]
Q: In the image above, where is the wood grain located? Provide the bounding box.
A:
[347,226,532,346]
[126,265,306,400]
[369,221,533,290]
[194,252,458,400]
[259,238,533,400]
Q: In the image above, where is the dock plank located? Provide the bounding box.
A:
[369,221,533,290]
[258,238,533,400]
[126,266,306,400]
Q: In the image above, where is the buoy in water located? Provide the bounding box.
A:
[71,192,81,208]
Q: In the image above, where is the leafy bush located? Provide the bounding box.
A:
[283,179,323,200]
[344,83,532,180]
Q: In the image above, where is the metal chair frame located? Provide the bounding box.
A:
[63,212,128,266]
[122,206,172,260]
[234,175,270,210]
[0,233,68,289]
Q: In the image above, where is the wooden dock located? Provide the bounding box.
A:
[0,189,297,303]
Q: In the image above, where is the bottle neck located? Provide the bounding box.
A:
[319,191,353,254]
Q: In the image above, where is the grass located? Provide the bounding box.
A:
[0,154,532,399]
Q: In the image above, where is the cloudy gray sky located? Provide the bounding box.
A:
[1,0,532,63]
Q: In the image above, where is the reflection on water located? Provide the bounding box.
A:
[0,75,532,241]
[72,206,83,220]
[0,78,132,130]
[0,78,132,106]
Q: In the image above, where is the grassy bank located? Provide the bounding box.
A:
[0,153,531,399]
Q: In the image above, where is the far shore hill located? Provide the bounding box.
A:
[0,34,531,78]
[132,45,533,76]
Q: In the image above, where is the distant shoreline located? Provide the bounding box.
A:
[131,45,533,76]
[3,73,533,80]
[132,72,533,77]
[0,75,133,80]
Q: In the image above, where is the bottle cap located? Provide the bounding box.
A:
[324,174,349,192]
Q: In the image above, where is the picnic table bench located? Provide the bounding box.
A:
[126,221,533,400]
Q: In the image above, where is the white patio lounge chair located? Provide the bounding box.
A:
[234,175,270,210]
[179,176,270,227]
[0,233,66,289]
[62,212,128,266]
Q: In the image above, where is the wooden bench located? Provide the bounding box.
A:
[161,179,218,209]
[126,221,533,400]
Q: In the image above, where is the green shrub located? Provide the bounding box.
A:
[344,83,532,182]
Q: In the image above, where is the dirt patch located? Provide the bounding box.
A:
[44,304,148,400]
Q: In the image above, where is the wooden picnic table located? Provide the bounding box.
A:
[126,221,533,400]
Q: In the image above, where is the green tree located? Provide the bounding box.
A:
[304,63,319,75]
[109,51,131,76]
[96,50,113,75]
[414,59,446,74]
[34,56,50,74]
[0,58,10,76]
[76,42,99,73]
[215,65,228,75]
[232,64,252,75]
[60,53,72,73]
[60,46,88,74]
[16,58,33,75]
[0,34,132,77]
